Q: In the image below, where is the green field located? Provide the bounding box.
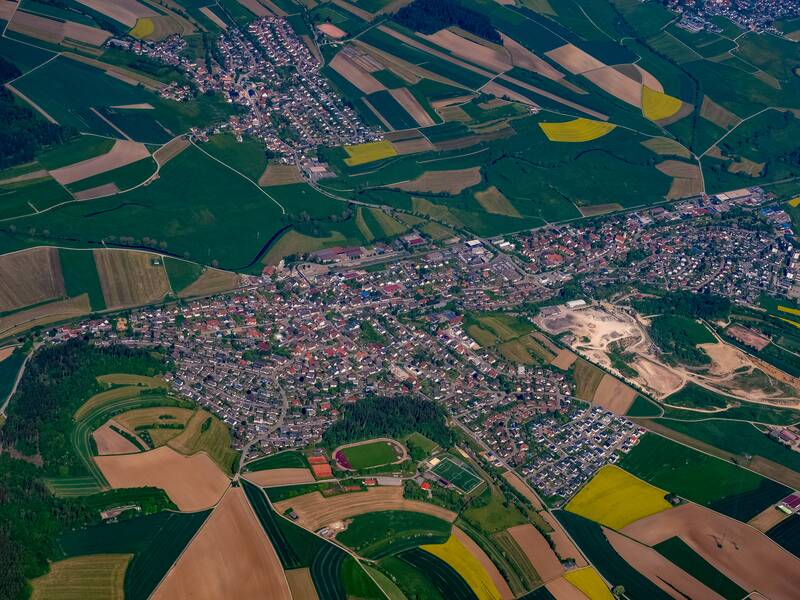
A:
[0,348,25,405]
[378,555,446,600]
[431,457,482,493]
[245,450,309,472]
[396,548,478,600]
[619,434,790,521]
[339,440,402,470]
[336,510,452,558]
[164,257,203,293]
[654,536,746,599]
[767,514,800,558]
[59,510,210,600]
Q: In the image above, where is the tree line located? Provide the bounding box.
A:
[394,0,500,42]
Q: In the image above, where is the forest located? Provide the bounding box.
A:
[0,340,166,475]
[394,0,500,42]
[632,291,731,320]
[322,395,454,448]
[0,57,75,170]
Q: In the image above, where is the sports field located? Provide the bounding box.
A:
[430,457,482,493]
[565,465,672,530]
[336,439,402,470]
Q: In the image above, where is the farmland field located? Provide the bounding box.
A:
[619,434,790,521]
[245,450,309,471]
[399,548,478,600]
[30,554,130,600]
[653,536,746,599]
[165,409,240,475]
[565,465,672,530]
[336,510,452,558]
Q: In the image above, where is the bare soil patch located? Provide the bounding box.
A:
[454,525,514,599]
[274,487,457,531]
[389,87,435,127]
[551,348,578,370]
[545,44,605,74]
[76,0,156,27]
[329,52,384,94]
[481,80,539,107]
[95,445,229,511]
[153,487,291,600]
[388,167,481,194]
[697,342,750,376]
[700,96,741,129]
[508,524,563,583]
[153,136,189,166]
[0,169,49,185]
[237,0,270,16]
[728,157,764,177]
[622,503,800,599]
[540,512,587,567]
[318,23,346,38]
[582,66,642,107]
[0,346,15,362]
[392,137,434,154]
[94,249,170,309]
[641,137,691,158]
[604,526,724,599]
[73,183,120,200]
[93,419,143,455]
[422,29,510,73]
[243,468,315,487]
[592,374,637,415]
[50,140,150,185]
[503,471,544,510]
[199,6,227,29]
[545,576,589,600]
[0,1,16,21]
[0,247,65,312]
[178,268,240,298]
[578,203,623,217]
[259,162,302,186]
[748,505,788,532]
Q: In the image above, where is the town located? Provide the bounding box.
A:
[45,184,797,504]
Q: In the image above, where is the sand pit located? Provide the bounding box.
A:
[453,526,514,599]
[622,503,800,599]
[508,524,563,583]
[604,527,724,600]
[243,468,315,487]
[49,140,150,186]
[329,52,384,94]
[503,471,544,510]
[540,512,587,567]
[389,87,435,127]
[632,356,684,397]
[274,487,457,532]
[591,374,637,415]
[388,167,481,194]
[95,445,229,511]
[153,487,291,600]
[318,23,346,38]
[421,29,511,73]
[92,420,142,455]
[199,6,227,30]
[697,342,751,376]
[545,44,605,75]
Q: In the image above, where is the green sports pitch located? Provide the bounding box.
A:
[430,457,482,493]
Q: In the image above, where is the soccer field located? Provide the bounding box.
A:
[431,458,482,493]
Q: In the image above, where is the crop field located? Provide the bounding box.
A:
[153,488,291,599]
[388,167,482,194]
[336,439,402,470]
[539,118,616,142]
[767,514,800,558]
[573,358,605,401]
[336,510,452,558]
[0,293,92,340]
[365,90,419,130]
[244,468,316,487]
[344,140,398,166]
[641,86,682,121]
[94,250,170,310]
[166,409,240,474]
[563,567,613,600]
[565,465,672,530]
[431,457,482,493]
[619,434,790,522]
[246,450,309,471]
[474,186,521,217]
[59,509,210,600]
[113,406,193,446]
[30,554,131,600]
[59,249,107,311]
[398,548,479,600]
[0,247,65,312]
[653,536,746,599]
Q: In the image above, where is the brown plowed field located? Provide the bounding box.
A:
[604,527,724,599]
[49,140,150,185]
[582,67,642,107]
[501,33,563,80]
[502,471,544,510]
[153,487,291,600]
[243,468,315,487]
[94,250,170,309]
[592,374,637,414]
[10,10,111,46]
[329,53,384,94]
[545,576,589,600]
[389,87,435,127]
[0,294,90,338]
[318,23,346,38]
[153,137,189,166]
[259,163,302,186]
[422,29,511,73]
[178,268,240,298]
[508,524,563,583]
[73,183,120,200]
[700,95,741,129]
[0,247,65,312]
[540,512,587,567]
[388,167,481,194]
[545,44,605,74]
[622,503,800,599]
[748,505,788,532]
[286,568,319,600]
[76,0,156,27]
[274,487,457,531]
[94,446,229,511]
[454,526,514,599]
[93,420,142,455]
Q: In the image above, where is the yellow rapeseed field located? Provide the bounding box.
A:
[564,567,614,600]
[343,140,397,166]
[421,535,503,600]
[565,465,672,529]
[788,196,800,208]
[779,316,800,330]
[778,305,800,316]
[539,118,615,142]
[130,18,154,39]
[641,86,682,121]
